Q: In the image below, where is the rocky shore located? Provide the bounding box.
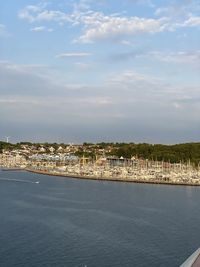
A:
[26,168,200,187]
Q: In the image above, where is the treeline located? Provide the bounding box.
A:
[109,143,200,166]
[83,142,200,165]
[0,141,16,153]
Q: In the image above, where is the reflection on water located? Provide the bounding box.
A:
[0,170,200,267]
[0,177,39,184]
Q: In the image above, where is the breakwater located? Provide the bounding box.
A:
[26,168,200,186]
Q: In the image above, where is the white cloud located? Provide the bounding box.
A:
[18,4,71,23]
[106,69,200,112]
[74,62,91,70]
[18,2,200,43]
[149,51,200,64]
[106,70,165,91]
[183,16,200,26]
[155,0,200,18]
[78,13,168,43]
[18,4,170,43]
[1,61,200,142]
[110,49,200,66]
[154,1,200,29]
[30,26,45,31]
[30,26,53,32]
[0,24,10,37]
[73,0,93,11]
[56,52,92,58]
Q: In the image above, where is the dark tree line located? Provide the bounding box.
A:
[109,143,200,166]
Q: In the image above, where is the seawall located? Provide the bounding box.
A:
[26,168,200,187]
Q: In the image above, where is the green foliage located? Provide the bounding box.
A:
[83,142,94,146]
[74,151,95,159]
[0,141,15,153]
[110,143,200,166]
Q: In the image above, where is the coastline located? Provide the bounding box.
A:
[25,168,200,187]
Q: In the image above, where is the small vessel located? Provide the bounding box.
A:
[180,248,200,266]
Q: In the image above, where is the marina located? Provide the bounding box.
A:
[1,152,200,186]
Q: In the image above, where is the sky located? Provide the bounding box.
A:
[0,0,200,144]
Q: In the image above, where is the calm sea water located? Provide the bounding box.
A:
[0,170,200,267]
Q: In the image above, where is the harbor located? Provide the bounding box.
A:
[1,150,200,186]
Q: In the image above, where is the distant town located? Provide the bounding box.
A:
[0,141,200,185]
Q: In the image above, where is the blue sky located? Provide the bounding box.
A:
[0,0,200,144]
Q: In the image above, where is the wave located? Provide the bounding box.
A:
[0,178,39,184]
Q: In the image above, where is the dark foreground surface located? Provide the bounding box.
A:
[0,170,200,267]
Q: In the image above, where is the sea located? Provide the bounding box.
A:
[0,169,200,267]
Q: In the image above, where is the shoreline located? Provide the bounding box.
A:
[25,168,200,187]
